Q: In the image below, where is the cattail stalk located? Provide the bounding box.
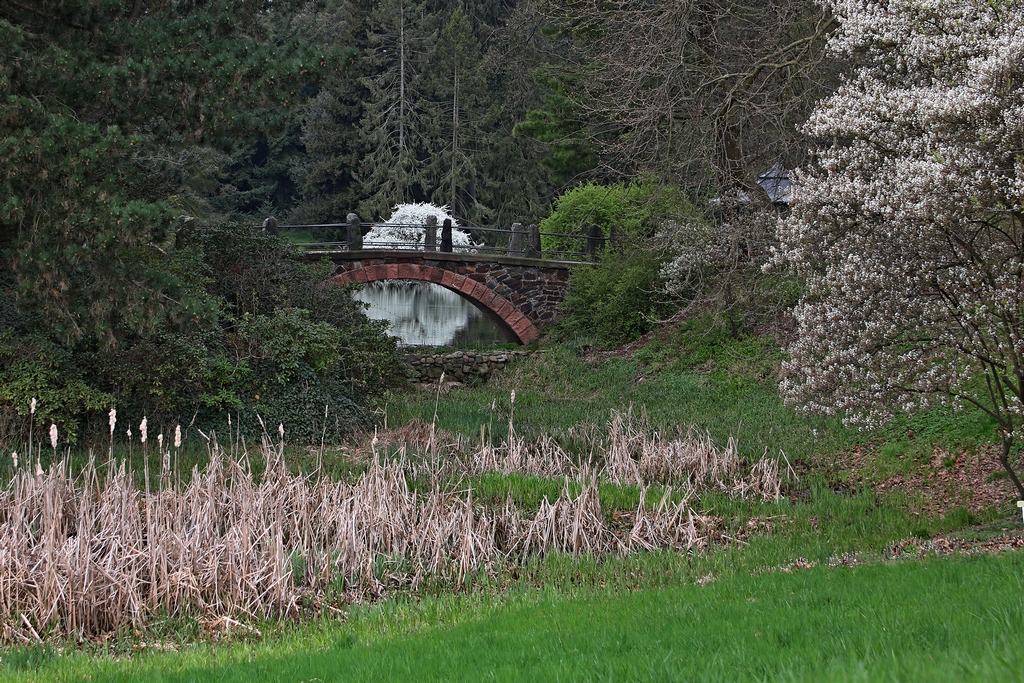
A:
[108,408,116,461]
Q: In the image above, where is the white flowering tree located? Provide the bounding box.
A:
[362,202,476,252]
[774,0,1024,496]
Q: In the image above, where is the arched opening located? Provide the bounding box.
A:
[353,280,516,347]
[331,263,541,344]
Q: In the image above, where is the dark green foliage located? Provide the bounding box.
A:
[0,333,114,443]
[296,0,558,227]
[514,71,597,187]
[0,0,319,344]
[298,76,367,223]
[556,250,672,348]
[1,223,401,445]
[0,2,401,445]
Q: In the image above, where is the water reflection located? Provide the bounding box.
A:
[353,280,512,347]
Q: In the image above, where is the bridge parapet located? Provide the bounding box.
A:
[272,216,607,261]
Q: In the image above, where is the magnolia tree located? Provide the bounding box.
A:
[773,0,1024,496]
[363,203,475,252]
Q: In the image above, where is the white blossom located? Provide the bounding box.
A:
[775,0,1024,491]
[363,203,476,252]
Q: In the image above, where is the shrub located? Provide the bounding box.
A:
[0,222,401,448]
[540,180,687,257]
[556,248,673,348]
[0,332,113,444]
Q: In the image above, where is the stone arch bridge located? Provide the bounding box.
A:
[322,251,580,344]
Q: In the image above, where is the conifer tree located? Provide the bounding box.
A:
[0,0,315,344]
[356,0,436,219]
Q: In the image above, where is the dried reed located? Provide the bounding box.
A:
[0,434,719,641]
[459,410,781,500]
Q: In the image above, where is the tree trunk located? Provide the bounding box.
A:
[999,436,1024,500]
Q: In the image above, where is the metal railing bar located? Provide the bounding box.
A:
[275,223,603,242]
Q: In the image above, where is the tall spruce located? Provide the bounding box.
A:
[422,6,487,221]
[356,0,436,219]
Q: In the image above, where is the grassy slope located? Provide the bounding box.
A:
[387,329,1000,477]
[8,553,1023,681]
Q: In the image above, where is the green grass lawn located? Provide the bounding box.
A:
[7,552,1022,681]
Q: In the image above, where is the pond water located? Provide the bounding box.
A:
[352,280,512,347]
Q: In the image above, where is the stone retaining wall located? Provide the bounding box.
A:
[406,350,543,384]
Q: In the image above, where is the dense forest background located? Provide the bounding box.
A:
[0,0,840,444]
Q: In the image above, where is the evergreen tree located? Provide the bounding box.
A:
[356,0,437,219]
[294,0,373,222]
[0,0,315,344]
[422,7,488,221]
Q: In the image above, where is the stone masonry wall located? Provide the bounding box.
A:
[406,350,543,384]
[327,253,574,344]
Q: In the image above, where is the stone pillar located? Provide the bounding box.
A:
[424,215,437,251]
[526,223,541,258]
[262,216,279,236]
[586,223,604,258]
[347,212,362,251]
[508,222,525,256]
[441,219,453,252]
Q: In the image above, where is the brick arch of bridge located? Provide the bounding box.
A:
[330,263,540,344]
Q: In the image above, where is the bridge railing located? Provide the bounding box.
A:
[260,215,606,261]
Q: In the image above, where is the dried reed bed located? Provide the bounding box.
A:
[0,438,717,642]
[458,410,782,501]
